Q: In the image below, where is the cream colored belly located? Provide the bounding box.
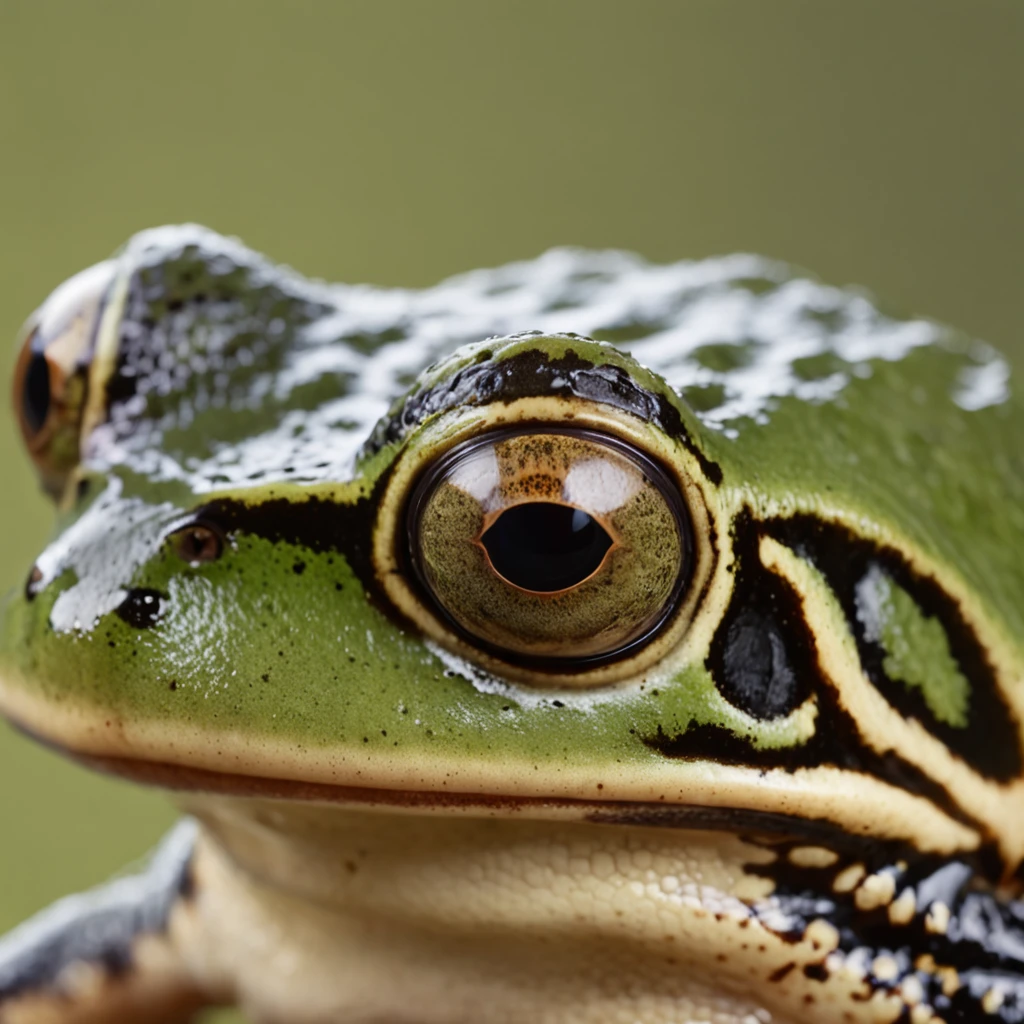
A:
[168,797,875,1024]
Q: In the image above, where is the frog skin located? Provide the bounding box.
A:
[0,226,1022,1024]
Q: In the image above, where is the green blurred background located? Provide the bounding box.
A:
[0,1,1020,1018]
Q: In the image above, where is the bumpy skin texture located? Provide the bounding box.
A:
[0,227,1022,1022]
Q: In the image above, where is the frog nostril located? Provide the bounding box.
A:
[24,565,43,602]
[115,588,165,629]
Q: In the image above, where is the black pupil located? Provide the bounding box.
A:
[481,502,613,593]
[22,351,51,435]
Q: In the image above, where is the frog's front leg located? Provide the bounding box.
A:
[0,820,225,1023]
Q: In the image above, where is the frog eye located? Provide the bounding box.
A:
[170,523,225,565]
[408,429,691,664]
[12,261,116,498]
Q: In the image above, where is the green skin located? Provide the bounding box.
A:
[1,226,1023,1022]
[2,233,1020,777]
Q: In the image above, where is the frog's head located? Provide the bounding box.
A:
[3,227,1023,879]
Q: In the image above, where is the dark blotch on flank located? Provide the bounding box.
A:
[115,588,165,629]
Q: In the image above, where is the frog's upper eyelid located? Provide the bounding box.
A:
[360,335,711,478]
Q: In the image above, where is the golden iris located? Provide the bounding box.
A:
[409,429,689,664]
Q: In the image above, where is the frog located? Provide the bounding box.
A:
[0,224,1022,1024]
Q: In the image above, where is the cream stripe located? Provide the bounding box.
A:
[0,668,979,857]
[79,263,130,446]
[761,535,1024,869]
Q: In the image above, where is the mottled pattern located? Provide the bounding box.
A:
[99,226,1010,494]
[750,839,1024,1023]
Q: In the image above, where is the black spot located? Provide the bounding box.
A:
[707,512,812,719]
[292,560,306,575]
[114,588,165,629]
[719,607,800,719]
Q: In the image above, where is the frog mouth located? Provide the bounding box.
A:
[3,717,984,859]
[13,718,798,831]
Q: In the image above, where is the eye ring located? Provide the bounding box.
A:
[405,426,693,670]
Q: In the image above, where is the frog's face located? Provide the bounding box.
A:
[2,227,1023,880]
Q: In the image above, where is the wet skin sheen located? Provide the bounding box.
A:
[0,227,1023,1023]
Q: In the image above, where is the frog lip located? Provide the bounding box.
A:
[5,714,573,813]
[11,724,924,852]
[54,745,856,841]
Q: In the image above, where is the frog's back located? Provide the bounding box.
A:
[104,228,1024,647]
